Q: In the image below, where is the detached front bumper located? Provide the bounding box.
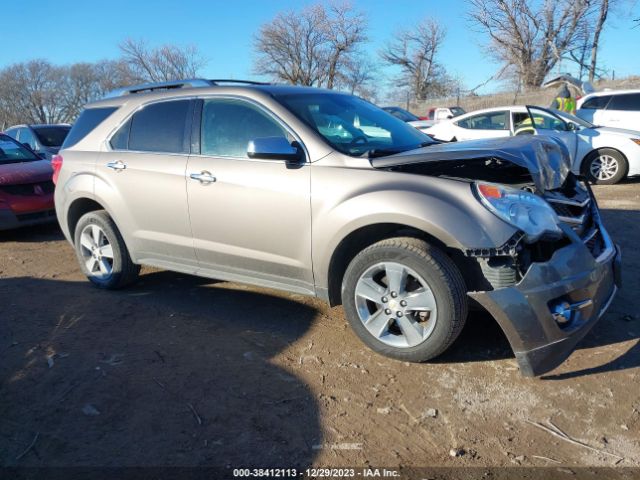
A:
[469,224,621,377]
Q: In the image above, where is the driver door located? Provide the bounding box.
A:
[186,97,314,294]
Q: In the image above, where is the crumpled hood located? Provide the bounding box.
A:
[371,135,571,191]
[0,160,53,186]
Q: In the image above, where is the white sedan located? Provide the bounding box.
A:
[426,105,640,184]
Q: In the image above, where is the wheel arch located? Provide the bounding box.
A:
[67,197,107,243]
[326,223,470,307]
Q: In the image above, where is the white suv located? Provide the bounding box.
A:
[576,90,640,130]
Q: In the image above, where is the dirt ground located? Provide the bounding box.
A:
[1,181,639,474]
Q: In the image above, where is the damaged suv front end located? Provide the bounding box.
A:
[373,136,621,376]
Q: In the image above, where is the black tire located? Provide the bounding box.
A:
[342,237,467,363]
[582,148,628,185]
[73,210,140,289]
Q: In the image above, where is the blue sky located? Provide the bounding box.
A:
[2,0,639,95]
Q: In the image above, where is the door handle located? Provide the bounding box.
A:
[189,171,216,184]
[106,161,127,171]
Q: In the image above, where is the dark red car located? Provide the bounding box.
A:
[0,133,56,230]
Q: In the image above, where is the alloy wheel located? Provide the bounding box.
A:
[590,154,619,181]
[354,261,438,348]
[79,224,114,279]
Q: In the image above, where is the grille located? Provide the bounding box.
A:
[544,178,603,259]
[0,181,54,196]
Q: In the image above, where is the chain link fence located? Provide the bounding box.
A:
[409,76,640,116]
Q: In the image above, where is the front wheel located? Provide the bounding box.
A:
[74,210,140,289]
[582,148,628,185]
[342,237,467,362]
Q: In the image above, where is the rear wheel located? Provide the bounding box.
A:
[583,148,628,185]
[342,237,467,362]
[74,210,140,289]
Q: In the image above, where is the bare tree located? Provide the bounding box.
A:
[380,18,448,100]
[338,54,377,99]
[253,2,368,88]
[469,0,592,88]
[0,60,67,125]
[588,0,610,82]
[324,3,367,89]
[119,38,206,82]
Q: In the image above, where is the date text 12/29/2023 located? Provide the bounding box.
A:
[233,468,401,478]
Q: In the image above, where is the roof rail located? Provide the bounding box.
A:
[104,78,215,98]
[209,79,270,86]
[104,78,270,98]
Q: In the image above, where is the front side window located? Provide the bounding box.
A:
[529,108,568,131]
[200,98,289,158]
[274,92,433,157]
[19,128,37,148]
[457,111,508,130]
[607,93,640,111]
[128,100,191,153]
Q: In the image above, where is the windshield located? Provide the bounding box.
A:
[33,126,71,147]
[275,93,435,157]
[450,107,465,117]
[0,135,40,164]
[554,110,594,129]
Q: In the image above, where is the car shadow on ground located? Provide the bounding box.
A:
[0,221,63,243]
[0,272,322,467]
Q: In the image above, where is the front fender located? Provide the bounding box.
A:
[312,174,517,291]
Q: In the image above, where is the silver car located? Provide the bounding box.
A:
[54,79,621,376]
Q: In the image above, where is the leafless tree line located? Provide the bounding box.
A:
[255,0,630,102]
[0,40,205,129]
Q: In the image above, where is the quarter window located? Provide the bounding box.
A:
[200,98,288,158]
[127,100,191,153]
[457,111,508,130]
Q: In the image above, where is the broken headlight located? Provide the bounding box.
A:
[474,182,562,243]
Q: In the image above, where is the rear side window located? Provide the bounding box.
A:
[607,93,640,111]
[62,107,117,148]
[128,100,191,153]
[581,95,611,110]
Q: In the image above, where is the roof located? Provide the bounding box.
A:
[582,89,640,98]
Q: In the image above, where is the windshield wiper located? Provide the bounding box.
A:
[366,142,433,158]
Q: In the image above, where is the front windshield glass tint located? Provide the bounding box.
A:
[0,135,40,164]
[275,93,434,157]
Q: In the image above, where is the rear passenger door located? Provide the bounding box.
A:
[186,97,313,294]
[98,99,198,269]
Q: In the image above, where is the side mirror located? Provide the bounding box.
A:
[247,137,303,162]
[446,115,453,119]
[23,142,35,151]
[566,122,577,131]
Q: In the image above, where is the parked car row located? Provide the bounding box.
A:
[425,105,640,184]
